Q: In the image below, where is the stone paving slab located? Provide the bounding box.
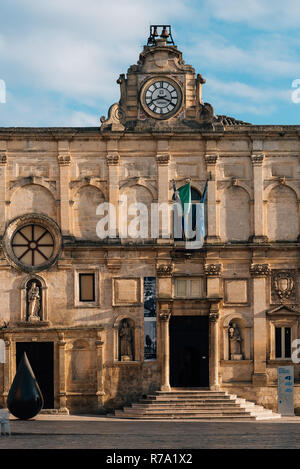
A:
[1,415,300,449]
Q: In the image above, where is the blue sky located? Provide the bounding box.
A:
[0,0,300,127]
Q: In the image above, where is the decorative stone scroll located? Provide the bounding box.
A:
[251,153,264,166]
[106,153,120,166]
[205,154,219,165]
[204,264,222,277]
[156,264,174,277]
[209,311,219,323]
[58,154,71,166]
[250,264,270,277]
[156,153,170,165]
[0,154,7,165]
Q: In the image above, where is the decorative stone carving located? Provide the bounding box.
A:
[250,264,270,277]
[204,264,222,277]
[209,311,219,322]
[228,322,243,360]
[159,312,171,322]
[106,153,120,166]
[271,270,296,303]
[58,154,71,166]
[205,154,219,165]
[100,103,125,132]
[0,154,7,164]
[251,153,264,166]
[156,153,170,165]
[156,264,174,277]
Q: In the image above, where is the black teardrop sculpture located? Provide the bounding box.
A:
[7,352,44,420]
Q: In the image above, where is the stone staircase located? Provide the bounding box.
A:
[112,390,281,420]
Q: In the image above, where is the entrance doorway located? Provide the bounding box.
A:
[16,342,54,409]
[170,316,209,387]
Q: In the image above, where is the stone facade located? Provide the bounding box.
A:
[1,30,300,414]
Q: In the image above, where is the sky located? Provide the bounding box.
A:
[0,0,300,127]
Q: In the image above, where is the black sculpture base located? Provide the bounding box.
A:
[7,352,44,420]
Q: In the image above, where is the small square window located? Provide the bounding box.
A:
[79,273,95,302]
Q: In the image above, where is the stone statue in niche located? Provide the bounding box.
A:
[119,319,134,361]
[27,281,41,322]
[228,322,243,360]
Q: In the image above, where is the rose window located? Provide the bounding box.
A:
[2,214,62,273]
[12,225,54,266]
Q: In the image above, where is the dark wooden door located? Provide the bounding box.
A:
[16,342,54,408]
[170,316,209,387]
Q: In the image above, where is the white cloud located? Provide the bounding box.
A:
[205,0,300,29]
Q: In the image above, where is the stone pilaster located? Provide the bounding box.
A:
[251,152,267,243]
[250,263,270,385]
[158,300,173,391]
[95,332,105,408]
[205,263,222,298]
[156,140,171,242]
[58,333,69,414]
[205,152,220,243]
[106,139,120,238]
[0,141,7,233]
[209,302,220,390]
[58,141,71,236]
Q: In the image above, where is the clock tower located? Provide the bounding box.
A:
[100,25,215,132]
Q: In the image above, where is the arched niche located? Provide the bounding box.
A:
[267,185,299,241]
[222,314,252,361]
[73,185,105,240]
[10,184,57,220]
[20,274,48,322]
[220,185,252,242]
[113,315,141,362]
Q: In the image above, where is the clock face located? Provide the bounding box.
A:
[140,77,182,119]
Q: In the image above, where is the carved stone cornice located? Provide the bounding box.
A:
[106,153,120,166]
[204,264,222,277]
[251,153,264,166]
[156,264,174,277]
[156,153,170,165]
[250,263,270,277]
[205,154,219,165]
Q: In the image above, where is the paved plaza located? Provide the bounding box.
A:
[1,414,300,449]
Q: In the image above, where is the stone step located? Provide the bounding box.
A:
[123,407,252,415]
[132,403,243,409]
[110,390,281,421]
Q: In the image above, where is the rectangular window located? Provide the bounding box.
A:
[79,273,95,302]
[175,278,203,298]
[275,326,291,359]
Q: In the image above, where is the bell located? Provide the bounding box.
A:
[160,26,169,39]
[153,27,159,37]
